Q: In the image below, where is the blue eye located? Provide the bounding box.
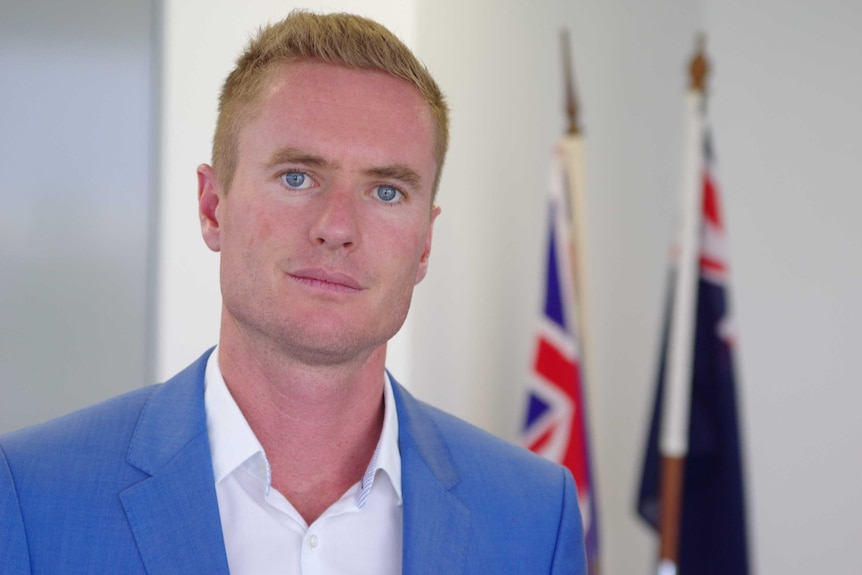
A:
[281,171,312,189]
[375,185,402,203]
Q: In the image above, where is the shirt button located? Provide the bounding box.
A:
[308,534,319,549]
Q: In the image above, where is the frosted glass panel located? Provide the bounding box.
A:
[0,0,154,433]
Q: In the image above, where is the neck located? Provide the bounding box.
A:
[217,317,388,525]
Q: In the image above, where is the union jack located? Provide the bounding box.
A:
[522,154,599,572]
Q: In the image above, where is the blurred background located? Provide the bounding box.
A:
[2,0,860,573]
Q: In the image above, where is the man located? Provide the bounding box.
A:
[0,11,586,574]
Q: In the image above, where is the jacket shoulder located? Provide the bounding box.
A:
[407,391,567,487]
[1,384,158,460]
[393,382,587,574]
[0,351,214,574]
[0,349,211,473]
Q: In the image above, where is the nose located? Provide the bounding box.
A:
[309,187,360,250]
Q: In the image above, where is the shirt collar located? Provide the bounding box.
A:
[204,346,402,506]
[363,370,402,505]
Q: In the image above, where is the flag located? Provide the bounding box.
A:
[636,131,750,575]
[523,150,599,572]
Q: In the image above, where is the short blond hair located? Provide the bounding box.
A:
[213,11,449,197]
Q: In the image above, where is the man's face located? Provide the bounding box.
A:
[198,60,440,366]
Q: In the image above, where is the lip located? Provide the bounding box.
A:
[288,268,364,292]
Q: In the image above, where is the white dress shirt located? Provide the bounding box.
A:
[204,347,403,575]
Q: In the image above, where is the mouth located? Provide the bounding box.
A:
[287,268,364,293]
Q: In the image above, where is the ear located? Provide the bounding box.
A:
[414,204,441,284]
[198,164,222,252]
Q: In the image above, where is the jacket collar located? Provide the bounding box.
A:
[120,349,230,575]
[391,377,470,575]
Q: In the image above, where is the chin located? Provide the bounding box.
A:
[273,316,398,364]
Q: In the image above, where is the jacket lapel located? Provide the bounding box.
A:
[392,379,470,575]
[120,350,230,575]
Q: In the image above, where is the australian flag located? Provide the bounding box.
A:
[522,156,599,573]
[637,133,750,575]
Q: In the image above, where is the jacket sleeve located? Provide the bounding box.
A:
[551,467,588,574]
[0,444,31,574]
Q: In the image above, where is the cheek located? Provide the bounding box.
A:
[253,214,274,246]
[385,225,430,278]
[231,197,283,252]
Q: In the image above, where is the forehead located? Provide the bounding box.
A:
[237,61,437,181]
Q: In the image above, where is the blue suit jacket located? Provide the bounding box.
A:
[1,350,586,574]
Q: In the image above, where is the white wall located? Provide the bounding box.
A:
[708,1,862,572]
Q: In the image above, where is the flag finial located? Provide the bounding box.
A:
[561,28,581,135]
[688,33,709,93]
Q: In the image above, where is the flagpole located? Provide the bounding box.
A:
[558,29,595,410]
[657,35,709,575]
[559,28,600,575]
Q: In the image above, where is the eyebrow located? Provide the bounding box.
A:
[264,147,424,190]
[263,148,329,170]
[364,165,423,190]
